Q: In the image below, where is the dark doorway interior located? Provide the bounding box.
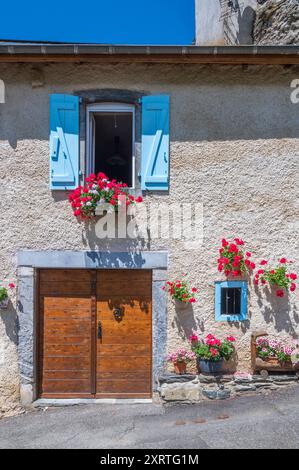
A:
[94,112,133,187]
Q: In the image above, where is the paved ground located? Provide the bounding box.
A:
[0,386,299,449]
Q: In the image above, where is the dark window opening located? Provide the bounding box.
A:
[221,287,241,316]
[94,112,133,187]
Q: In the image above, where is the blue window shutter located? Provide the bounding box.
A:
[49,94,79,190]
[215,281,248,322]
[141,95,170,191]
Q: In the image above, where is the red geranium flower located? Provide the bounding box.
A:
[227,336,236,342]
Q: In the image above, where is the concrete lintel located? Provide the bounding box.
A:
[17,250,168,270]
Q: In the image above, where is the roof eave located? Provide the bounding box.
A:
[0,45,298,64]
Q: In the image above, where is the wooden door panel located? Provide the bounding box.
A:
[39,269,93,397]
[99,303,151,320]
[97,380,152,394]
[45,343,91,356]
[98,344,151,356]
[98,371,151,381]
[40,282,91,296]
[97,356,151,372]
[43,370,91,380]
[96,270,152,398]
[42,380,91,394]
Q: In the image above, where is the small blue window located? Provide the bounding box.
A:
[215,281,248,322]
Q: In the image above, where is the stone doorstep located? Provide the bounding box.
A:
[160,383,202,402]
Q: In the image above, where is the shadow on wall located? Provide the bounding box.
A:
[236,6,256,45]
[172,303,205,341]
[81,214,151,261]
[255,283,299,336]
[0,300,19,346]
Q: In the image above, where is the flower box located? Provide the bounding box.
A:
[251,331,299,375]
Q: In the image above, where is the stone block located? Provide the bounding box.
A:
[160,383,201,402]
[272,375,298,383]
[159,373,197,385]
[235,385,257,392]
[202,388,231,400]
[20,384,34,406]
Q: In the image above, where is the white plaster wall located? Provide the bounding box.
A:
[196,0,257,45]
[0,62,298,415]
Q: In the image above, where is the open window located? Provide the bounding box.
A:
[86,103,135,188]
[215,281,248,322]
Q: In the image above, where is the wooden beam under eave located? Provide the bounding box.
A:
[0,54,299,65]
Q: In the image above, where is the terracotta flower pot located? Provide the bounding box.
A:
[174,361,187,375]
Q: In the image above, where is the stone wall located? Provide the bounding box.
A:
[0,62,298,416]
[196,0,299,45]
[159,373,299,402]
[254,0,299,45]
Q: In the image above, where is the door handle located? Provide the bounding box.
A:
[97,320,102,339]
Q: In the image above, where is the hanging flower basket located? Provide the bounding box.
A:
[163,279,198,306]
[0,282,15,310]
[254,258,297,297]
[68,172,143,220]
[217,236,256,277]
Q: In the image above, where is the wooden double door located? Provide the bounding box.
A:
[38,269,152,399]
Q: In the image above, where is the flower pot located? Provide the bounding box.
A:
[197,358,224,375]
[174,361,187,375]
[0,298,9,309]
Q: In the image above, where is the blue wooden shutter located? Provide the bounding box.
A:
[141,95,170,191]
[49,94,79,190]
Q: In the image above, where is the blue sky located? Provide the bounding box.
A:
[0,0,195,45]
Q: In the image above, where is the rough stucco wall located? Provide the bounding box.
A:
[0,62,298,415]
[254,0,299,45]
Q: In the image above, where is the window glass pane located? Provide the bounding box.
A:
[94,112,133,187]
[221,287,241,316]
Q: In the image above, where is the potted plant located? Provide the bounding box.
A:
[254,258,297,297]
[163,279,197,308]
[68,172,143,219]
[254,335,299,370]
[167,349,196,375]
[218,236,256,277]
[0,282,15,309]
[190,333,236,374]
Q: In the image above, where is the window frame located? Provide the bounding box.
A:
[86,102,136,189]
[215,281,248,322]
